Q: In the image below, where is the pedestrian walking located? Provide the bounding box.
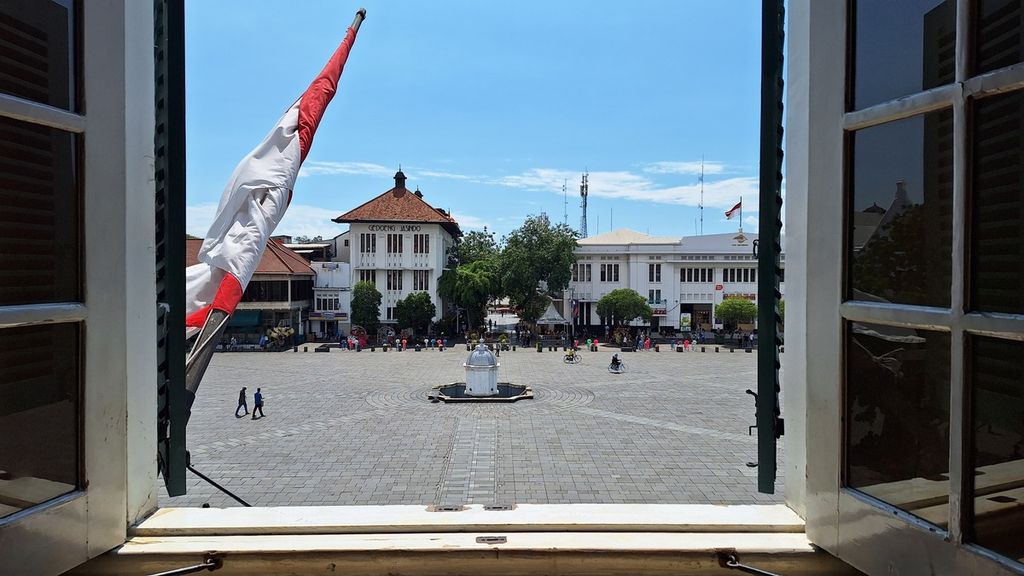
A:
[252,387,265,419]
[235,386,248,417]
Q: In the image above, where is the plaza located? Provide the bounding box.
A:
[160,345,783,508]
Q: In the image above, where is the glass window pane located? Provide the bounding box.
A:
[852,0,955,110]
[0,1,75,110]
[971,91,1024,314]
[975,0,1024,75]
[0,323,79,518]
[846,322,950,526]
[849,110,953,308]
[970,336,1024,563]
[0,115,79,306]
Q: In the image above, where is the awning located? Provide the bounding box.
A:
[227,309,262,327]
[535,301,568,325]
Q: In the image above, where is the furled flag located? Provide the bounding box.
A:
[184,10,365,337]
[725,200,742,220]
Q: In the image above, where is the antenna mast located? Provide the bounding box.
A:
[699,155,704,236]
[579,171,589,238]
[562,179,568,225]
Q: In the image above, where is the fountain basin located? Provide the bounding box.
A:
[429,383,533,403]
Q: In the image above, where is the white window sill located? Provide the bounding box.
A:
[67,504,858,575]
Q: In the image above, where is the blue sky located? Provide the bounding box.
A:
[185,1,763,240]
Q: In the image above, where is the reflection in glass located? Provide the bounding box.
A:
[975,0,1024,75]
[0,1,75,110]
[971,336,1024,563]
[0,323,79,519]
[971,92,1024,314]
[0,116,79,306]
[849,111,953,308]
[846,322,950,526]
[852,0,954,109]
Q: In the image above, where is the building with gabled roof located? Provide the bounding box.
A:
[331,171,461,330]
[186,238,314,344]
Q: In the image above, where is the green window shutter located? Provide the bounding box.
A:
[756,0,785,495]
[155,0,187,497]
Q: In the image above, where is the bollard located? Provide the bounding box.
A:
[702,346,706,353]
[655,344,660,352]
[715,347,719,353]
[512,345,516,351]
[746,348,752,353]
[415,344,421,352]
[677,346,684,352]
[730,347,734,353]
[371,346,375,352]
[304,346,308,352]
[293,346,297,352]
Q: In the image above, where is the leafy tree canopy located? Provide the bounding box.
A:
[351,281,382,333]
[715,298,758,330]
[437,259,499,329]
[499,214,578,322]
[452,228,499,266]
[395,291,436,335]
[292,235,324,243]
[596,289,653,326]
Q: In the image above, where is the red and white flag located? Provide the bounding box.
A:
[184,20,362,336]
[725,200,742,220]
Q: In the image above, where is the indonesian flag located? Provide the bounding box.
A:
[725,200,742,220]
[184,20,362,336]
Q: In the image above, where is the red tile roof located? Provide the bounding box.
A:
[333,186,462,237]
[185,238,314,276]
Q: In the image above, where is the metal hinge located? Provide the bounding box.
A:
[476,536,508,545]
[716,550,782,576]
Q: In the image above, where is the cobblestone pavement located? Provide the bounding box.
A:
[160,344,783,507]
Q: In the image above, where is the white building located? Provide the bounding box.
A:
[565,229,784,333]
[332,171,461,326]
[307,261,351,339]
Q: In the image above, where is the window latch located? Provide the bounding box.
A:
[716,550,782,576]
[147,553,223,576]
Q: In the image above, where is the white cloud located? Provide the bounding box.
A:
[744,215,759,228]
[298,161,392,178]
[643,161,726,175]
[450,212,490,231]
[186,203,218,238]
[415,170,475,181]
[186,203,344,240]
[496,168,758,209]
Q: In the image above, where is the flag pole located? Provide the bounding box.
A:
[351,7,366,32]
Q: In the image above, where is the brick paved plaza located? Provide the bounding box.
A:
[160,344,783,508]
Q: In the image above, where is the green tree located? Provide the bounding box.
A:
[499,214,578,323]
[452,228,499,266]
[351,281,382,333]
[395,291,436,335]
[778,299,785,323]
[596,289,653,326]
[437,259,499,329]
[715,298,758,331]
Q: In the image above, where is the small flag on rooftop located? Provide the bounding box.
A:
[725,200,742,220]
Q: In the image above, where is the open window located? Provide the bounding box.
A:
[793,1,1024,573]
[0,1,157,572]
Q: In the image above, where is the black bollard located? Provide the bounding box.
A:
[715,347,719,353]
[304,346,308,352]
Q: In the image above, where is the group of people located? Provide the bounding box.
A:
[235,386,265,419]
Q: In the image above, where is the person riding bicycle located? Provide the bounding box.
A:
[564,348,577,361]
[610,353,621,370]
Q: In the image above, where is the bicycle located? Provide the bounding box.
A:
[608,361,627,374]
[563,352,582,364]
